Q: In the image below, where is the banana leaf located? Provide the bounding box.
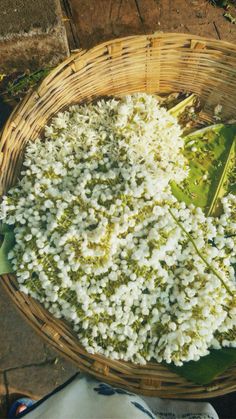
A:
[168,348,236,385]
[0,223,15,275]
[171,124,236,216]
[169,122,236,384]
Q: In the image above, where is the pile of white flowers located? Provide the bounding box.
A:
[0,93,235,366]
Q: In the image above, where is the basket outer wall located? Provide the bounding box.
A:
[0,33,236,398]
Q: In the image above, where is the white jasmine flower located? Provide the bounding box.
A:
[0,94,235,366]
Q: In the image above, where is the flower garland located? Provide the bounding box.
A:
[0,93,235,365]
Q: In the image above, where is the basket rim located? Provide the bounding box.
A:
[1,31,236,146]
[2,30,236,138]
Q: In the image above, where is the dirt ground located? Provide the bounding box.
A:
[64,0,236,50]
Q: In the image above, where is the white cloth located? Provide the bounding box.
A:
[20,374,219,419]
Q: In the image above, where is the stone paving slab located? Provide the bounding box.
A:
[0,284,47,371]
[0,283,77,414]
[6,360,77,400]
[0,0,69,72]
[0,0,59,37]
[0,374,7,419]
[0,283,77,395]
[0,374,5,397]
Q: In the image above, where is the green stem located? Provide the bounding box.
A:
[207,136,235,217]
[169,94,195,118]
[168,208,234,297]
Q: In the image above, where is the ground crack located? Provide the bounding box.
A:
[4,358,57,373]
[134,0,146,31]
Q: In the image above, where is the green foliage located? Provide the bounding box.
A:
[6,68,52,99]
[210,0,236,23]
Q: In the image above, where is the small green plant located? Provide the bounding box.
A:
[6,68,52,99]
[210,0,236,24]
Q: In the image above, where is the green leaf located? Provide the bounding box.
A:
[171,124,236,215]
[168,348,236,385]
[169,124,236,383]
[0,222,14,234]
[0,228,15,275]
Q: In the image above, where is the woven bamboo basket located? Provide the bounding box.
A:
[1,33,236,399]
